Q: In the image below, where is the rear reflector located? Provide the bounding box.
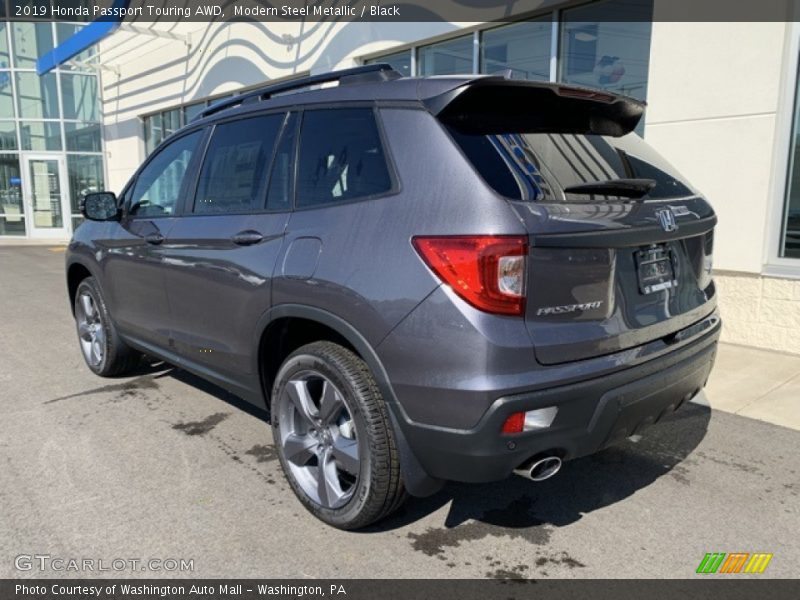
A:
[412,235,527,316]
[502,407,559,434]
[502,412,525,434]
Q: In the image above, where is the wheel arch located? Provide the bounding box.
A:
[255,304,444,497]
[66,260,97,315]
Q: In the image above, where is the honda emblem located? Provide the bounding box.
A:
[656,208,678,232]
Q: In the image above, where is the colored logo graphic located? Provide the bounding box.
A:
[696,553,773,574]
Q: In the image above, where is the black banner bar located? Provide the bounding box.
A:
[3,579,800,600]
[0,0,798,23]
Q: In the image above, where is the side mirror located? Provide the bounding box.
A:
[81,192,119,221]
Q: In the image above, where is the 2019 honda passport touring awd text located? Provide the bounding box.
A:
[66,64,720,529]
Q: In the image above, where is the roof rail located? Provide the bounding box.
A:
[194,63,401,121]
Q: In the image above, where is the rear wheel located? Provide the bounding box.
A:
[271,341,406,529]
[74,277,141,377]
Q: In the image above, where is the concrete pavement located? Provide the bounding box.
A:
[0,246,798,579]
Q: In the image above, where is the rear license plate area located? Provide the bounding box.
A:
[636,244,677,294]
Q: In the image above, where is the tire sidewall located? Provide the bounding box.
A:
[271,349,376,529]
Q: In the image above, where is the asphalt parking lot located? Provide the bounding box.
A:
[1,245,798,579]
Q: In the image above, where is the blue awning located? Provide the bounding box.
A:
[36,0,130,75]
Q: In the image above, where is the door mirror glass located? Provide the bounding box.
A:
[82,192,118,221]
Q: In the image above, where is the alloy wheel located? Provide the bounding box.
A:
[277,371,360,509]
[76,292,105,367]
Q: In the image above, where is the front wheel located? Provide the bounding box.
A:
[271,341,406,529]
[74,277,141,377]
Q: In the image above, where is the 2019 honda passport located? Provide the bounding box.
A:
[66,64,720,529]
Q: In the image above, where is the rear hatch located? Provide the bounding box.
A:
[432,78,717,365]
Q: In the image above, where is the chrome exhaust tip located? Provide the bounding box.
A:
[513,455,562,482]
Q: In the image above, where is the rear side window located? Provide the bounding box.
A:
[450,130,693,202]
[296,108,392,208]
[194,114,283,214]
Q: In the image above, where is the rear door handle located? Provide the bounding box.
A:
[144,232,165,245]
[232,230,264,246]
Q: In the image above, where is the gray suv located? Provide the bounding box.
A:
[66,64,720,529]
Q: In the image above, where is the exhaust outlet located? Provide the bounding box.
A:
[513,455,562,482]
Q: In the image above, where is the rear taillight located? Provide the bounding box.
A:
[412,235,527,316]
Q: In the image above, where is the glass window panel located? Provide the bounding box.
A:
[296,109,392,208]
[144,113,163,156]
[20,121,61,151]
[162,109,181,138]
[183,102,205,124]
[12,22,54,69]
[418,35,474,76]
[0,75,14,118]
[67,154,105,215]
[481,19,551,81]
[781,71,800,259]
[365,50,412,77]
[16,72,59,119]
[194,114,283,214]
[559,0,653,102]
[61,73,99,121]
[29,159,63,229]
[0,215,26,235]
[64,122,101,152]
[0,121,16,150]
[131,131,202,217]
[0,153,24,236]
[0,22,10,67]
[0,121,17,150]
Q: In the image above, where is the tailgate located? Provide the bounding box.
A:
[436,81,717,365]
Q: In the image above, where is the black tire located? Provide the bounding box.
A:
[271,341,406,529]
[74,277,141,377]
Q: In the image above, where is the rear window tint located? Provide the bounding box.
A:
[450,130,694,202]
[194,114,283,214]
[296,108,392,208]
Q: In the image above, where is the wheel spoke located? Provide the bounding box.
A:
[78,322,92,340]
[79,294,94,320]
[317,449,346,507]
[286,380,318,424]
[283,433,318,466]
[318,381,343,424]
[91,340,103,364]
[331,436,359,476]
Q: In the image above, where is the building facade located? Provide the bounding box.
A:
[0,21,104,240]
[11,0,800,355]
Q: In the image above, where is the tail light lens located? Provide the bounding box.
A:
[412,235,527,316]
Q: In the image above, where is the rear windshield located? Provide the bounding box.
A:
[449,129,694,202]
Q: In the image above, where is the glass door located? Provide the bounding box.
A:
[22,154,70,239]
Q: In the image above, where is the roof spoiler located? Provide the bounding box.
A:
[425,78,645,137]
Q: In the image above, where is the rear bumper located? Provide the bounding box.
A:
[395,317,719,484]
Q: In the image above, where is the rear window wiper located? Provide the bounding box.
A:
[563,178,656,200]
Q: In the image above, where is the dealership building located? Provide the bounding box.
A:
[2,0,800,355]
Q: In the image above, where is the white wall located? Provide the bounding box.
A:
[645,21,788,273]
[98,22,458,191]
